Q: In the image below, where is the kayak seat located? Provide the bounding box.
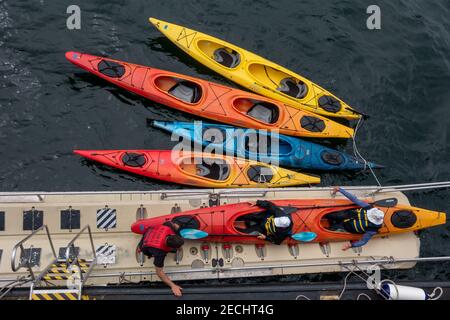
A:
[321,151,344,166]
[318,95,342,113]
[300,116,326,132]
[122,153,147,167]
[247,102,279,124]
[247,165,274,183]
[168,81,202,103]
[277,78,308,99]
[98,60,126,78]
[196,162,230,181]
[213,48,241,68]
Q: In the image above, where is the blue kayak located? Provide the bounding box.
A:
[150,120,382,171]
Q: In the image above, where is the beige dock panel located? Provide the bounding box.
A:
[0,187,419,285]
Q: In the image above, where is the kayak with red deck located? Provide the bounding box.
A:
[65,51,354,139]
[74,149,321,188]
[131,199,446,245]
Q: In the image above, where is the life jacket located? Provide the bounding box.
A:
[264,216,277,235]
[264,216,292,236]
[343,208,382,234]
[142,225,176,252]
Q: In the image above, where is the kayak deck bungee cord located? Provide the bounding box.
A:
[65,51,354,139]
[74,150,321,188]
[149,17,364,120]
[150,120,383,171]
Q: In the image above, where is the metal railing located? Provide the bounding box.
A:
[0,181,448,198]
[57,255,450,280]
[64,225,97,285]
[10,225,57,281]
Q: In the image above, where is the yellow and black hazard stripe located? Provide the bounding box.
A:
[52,263,90,269]
[43,274,75,280]
[49,267,88,274]
[31,292,79,300]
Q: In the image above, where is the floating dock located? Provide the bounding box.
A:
[0,185,447,299]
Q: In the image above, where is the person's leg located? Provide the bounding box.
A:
[327,210,354,231]
[328,222,346,231]
[236,224,262,234]
[327,210,353,222]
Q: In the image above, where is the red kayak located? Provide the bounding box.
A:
[131,200,445,245]
[74,150,320,188]
[65,51,354,139]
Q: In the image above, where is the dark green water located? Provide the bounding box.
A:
[0,0,449,281]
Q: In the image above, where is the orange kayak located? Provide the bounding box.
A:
[74,150,321,188]
[131,199,446,244]
[66,51,354,139]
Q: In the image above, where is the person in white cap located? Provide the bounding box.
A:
[236,200,293,245]
[329,187,385,251]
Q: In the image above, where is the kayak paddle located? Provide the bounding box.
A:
[180,228,317,242]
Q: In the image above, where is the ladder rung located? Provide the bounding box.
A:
[43,274,79,280]
[52,263,90,269]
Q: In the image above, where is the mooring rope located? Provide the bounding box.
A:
[351,116,382,187]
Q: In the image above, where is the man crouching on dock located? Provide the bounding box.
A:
[137,221,185,297]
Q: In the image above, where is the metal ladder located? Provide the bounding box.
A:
[11,225,97,300]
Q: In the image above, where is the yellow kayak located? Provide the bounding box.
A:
[150,17,362,120]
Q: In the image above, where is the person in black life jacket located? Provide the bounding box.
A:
[237,200,293,245]
[137,221,184,297]
[330,187,385,251]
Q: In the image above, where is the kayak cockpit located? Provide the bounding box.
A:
[244,134,293,156]
[154,76,202,104]
[247,165,274,183]
[171,215,201,230]
[247,63,308,99]
[180,157,231,181]
[233,211,266,235]
[278,77,308,99]
[197,40,241,69]
[233,98,279,124]
[319,211,352,233]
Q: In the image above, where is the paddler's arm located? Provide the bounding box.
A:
[334,187,371,209]
[342,231,377,250]
[256,200,285,217]
[155,267,183,297]
[153,252,183,297]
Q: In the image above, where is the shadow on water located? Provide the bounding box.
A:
[79,158,186,190]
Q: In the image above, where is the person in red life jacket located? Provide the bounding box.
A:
[137,221,184,297]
